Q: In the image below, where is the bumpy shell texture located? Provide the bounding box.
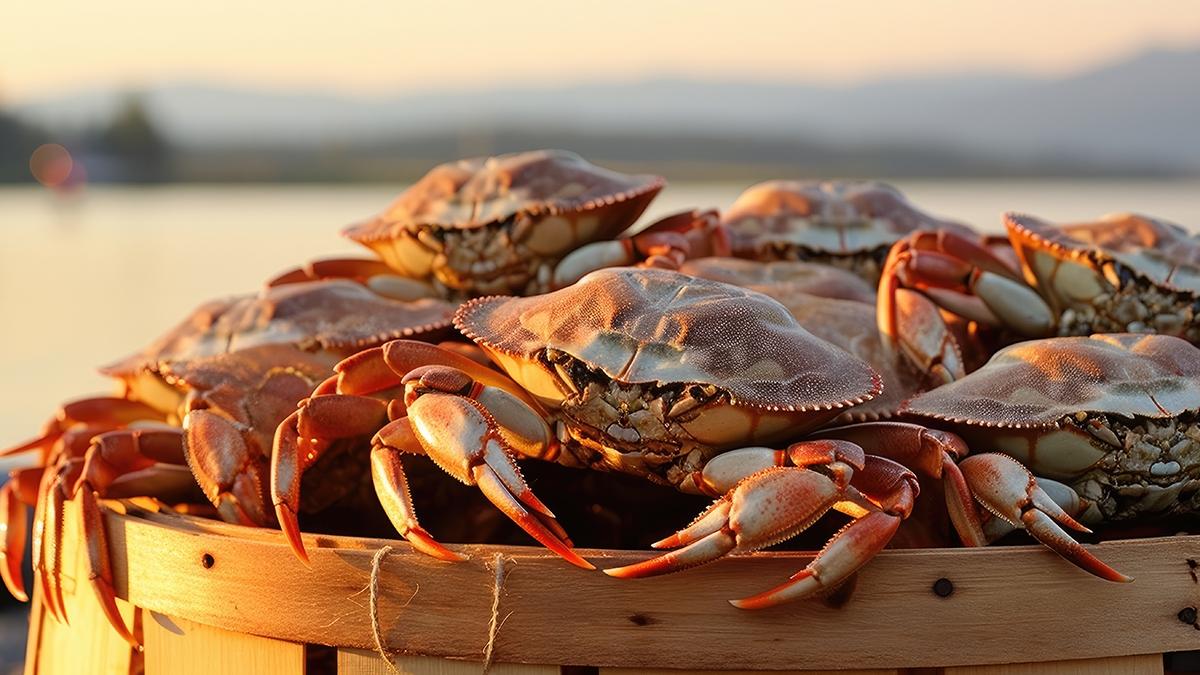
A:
[722,180,974,253]
[1005,212,1200,295]
[679,257,877,304]
[344,149,664,240]
[102,280,455,376]
[904,334,1200,428]
[456,267,880,411]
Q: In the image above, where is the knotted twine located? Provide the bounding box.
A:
[368,546,511,673]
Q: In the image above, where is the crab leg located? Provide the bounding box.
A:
[66,428,203,649]
[2,397,165,458]
[404,383,589,569]
[369,422,466,563]
[274,341,545,563]
[605,440,918,609]
[266,257,440,302]
[272,394,390,560]
[878,230,1056,378]
[1,467,42,602]
[812,421,986,547]
[551,210,727,289]
[184,411,273,526]
[34,459,74,624]
[957,453,1129,583]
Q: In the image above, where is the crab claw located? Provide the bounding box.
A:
[405,393,591,570]
[0,469,39,602]
[605,467,842,580]
[271,395,390,561]
[959,453,1130,583]
[732,510,902,609]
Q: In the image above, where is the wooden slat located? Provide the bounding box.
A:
[24,499,136,675]
[143,613,304,675]
[337,647,558,674]
[945,653,1163,674]
[604,662,897,667]
[98,504,1198,671]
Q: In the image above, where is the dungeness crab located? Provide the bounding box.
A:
[554,181,976,291]
[273,268,986,608]
[903,333,1200,582]
[330,149,665,299]
[719,181,976,284]
[1,279,456,646]
[878,212,1200,380]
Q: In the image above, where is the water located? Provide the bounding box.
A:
[2,179,1199,451]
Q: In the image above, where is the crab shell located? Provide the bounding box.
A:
[160,344,333,513]
[903,334,1200,518]
[344,150,664,297]
[455,267,882,452]
[101,280,455,413]
[678,257,876,305]
[722,181,974,281]
[678,257,919,420]
[1005,212,1200,342]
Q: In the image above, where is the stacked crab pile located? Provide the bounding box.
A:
[3,150,1199,647]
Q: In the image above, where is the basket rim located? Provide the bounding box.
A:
[92,501,1200,670]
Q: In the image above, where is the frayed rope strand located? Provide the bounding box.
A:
[482,553,511,672]
[368,546,512,673]
[369,545,399,674]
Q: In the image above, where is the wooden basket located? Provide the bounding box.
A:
[24,497,1200,675]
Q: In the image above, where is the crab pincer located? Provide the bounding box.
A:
[271,341,589,568]
[605,441,919,609]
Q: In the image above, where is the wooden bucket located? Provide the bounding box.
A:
[23,497,1200,674]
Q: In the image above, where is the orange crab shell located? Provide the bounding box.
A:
[1005,212,1200,298]
[344,149,664,273]
[100,280,456,380]
[903,333,1200,430]
[454,267,882,418]
[723,180,975,255]
[679,257,877,305]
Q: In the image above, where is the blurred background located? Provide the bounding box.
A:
[1,1,1200,668]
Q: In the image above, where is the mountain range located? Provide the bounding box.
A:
[11,47,1200,174]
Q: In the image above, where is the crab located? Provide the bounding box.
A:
[902,332,1200,582]
[323,149,666,299]
[677,257,928,421]
[0,278,457,646]
[715,181,975,284]
[552,181,977,290]
[878,212,1200,382]
[271,267,986,608]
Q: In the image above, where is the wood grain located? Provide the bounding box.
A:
[143,613,305,675]
[943,653,1163,674]
[96,503,1200,671]
[338,647,558,674]
[24,499,136,675]
[600,662,902,667]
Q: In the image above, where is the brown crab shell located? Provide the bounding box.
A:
[722,180,974,256]
[344,150,664,271]
[903,334,1200,430]
[455,267,881,421]
[678,257,877,305]
[101,280,456,379]
[678,257,913,420]
[1005,212,1200,297]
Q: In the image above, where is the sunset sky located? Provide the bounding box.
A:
[3,0,1200,102]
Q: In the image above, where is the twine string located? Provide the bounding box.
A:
[482,553,510,673]
[369,545,399,674]
[368,546,512,674]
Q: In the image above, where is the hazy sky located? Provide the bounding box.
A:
[4,1,1199,102]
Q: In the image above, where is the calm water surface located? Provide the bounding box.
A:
[2,180,1199,451]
